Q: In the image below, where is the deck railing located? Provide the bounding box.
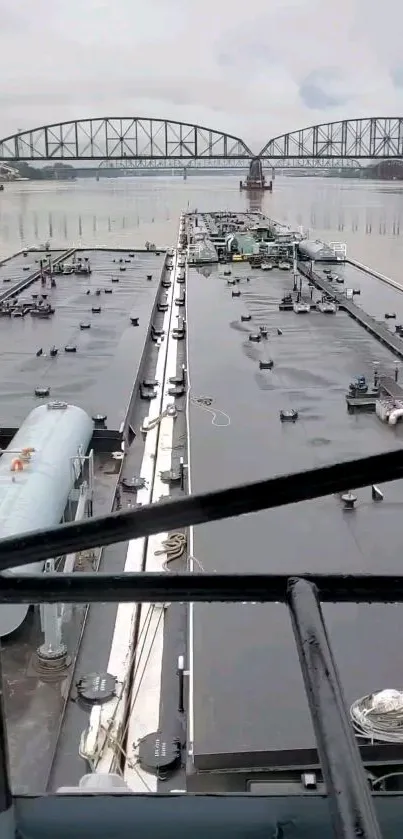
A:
[2,447,403,837]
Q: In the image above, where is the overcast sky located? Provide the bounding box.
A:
[1,0,402,150]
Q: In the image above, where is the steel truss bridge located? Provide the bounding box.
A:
[98,157,361,172]
[0,116,401,162]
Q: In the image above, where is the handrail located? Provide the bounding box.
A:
[2,571,403,604]
[0,448,402,838]
[0,447,402,572]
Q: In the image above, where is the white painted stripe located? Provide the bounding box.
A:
[123,220,183,791]
[80,248,177,774]
[185,245,195,758]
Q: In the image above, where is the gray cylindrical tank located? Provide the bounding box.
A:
[0,402,93,636]
[298,239,335,261]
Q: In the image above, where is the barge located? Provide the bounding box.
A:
[2,211,403,835]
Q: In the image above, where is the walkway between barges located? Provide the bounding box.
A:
[299,262,403,360]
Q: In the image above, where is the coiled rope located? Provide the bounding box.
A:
[155,532,187,570]
[350,689,403,743]
[190,395,231,427]
[154,532,205,573]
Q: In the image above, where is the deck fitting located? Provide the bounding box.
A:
[280,409,299,422]
[76,672,117,706]
[341,491,357,510]
[140,384,157,400]
[371,484,384,502]
[92,414,107,426]
[121,476,147,492]
[137,731,181,777]
[168,384,186,396]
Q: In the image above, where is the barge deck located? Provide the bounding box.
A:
[186,257,403,789]
[4,211,403,798]
[0,248,165,445]
[0,245,174,793]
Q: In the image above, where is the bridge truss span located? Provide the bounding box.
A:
[0,117,252,161]
[260,117,403,159]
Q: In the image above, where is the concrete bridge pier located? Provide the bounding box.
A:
[240,157,272,192]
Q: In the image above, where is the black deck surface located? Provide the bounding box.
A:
[0,246,166,793]
[0,248,164,431]
[187,262,403,769]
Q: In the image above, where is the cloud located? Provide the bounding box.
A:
[299,70,348,110]
[391,69,403,89]
[0,0,402,149]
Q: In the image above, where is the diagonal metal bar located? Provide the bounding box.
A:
[2,572,403,605]
[0,448,402,573]
[287,578,382,839]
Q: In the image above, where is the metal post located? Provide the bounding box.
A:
[177,654,185,713]
[0,653,14,838]
[38,560,67,665]
[287,578,382,839]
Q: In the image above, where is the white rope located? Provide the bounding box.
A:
[141,403,177,433]
[190,395,230,427]
[350,689,403,743]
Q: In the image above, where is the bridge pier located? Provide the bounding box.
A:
[240,157,272,192]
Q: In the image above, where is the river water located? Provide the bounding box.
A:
[1,175,403,282]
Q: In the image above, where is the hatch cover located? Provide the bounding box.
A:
[138,731,180,776]
[77,672,116,704]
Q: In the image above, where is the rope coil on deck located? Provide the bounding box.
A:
[190,395,231,427]
[155,532,187,570]
[350,689,403,743]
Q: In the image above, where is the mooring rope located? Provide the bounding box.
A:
[155,532,187,570]
[190,395,231,427]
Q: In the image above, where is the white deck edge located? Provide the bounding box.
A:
[123,219,184,791]
[185,245,195,758]
[348,258,403,292]
[80,243,178,773]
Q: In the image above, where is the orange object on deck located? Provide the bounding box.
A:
[10,458,24,472]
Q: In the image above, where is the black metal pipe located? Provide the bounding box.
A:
[0,448,403,573]
[2,571,403,605]
[0,655,13,826]
[287,578,382,839]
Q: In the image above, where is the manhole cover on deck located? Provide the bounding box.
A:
[137,731,181,776]
[76,672,117,704]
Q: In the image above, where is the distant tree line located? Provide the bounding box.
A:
[14,162,76,180]
[363,160,403,180]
